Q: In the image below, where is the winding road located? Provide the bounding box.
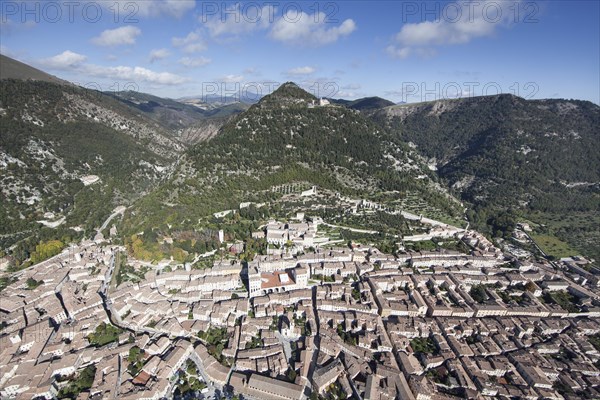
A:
[96,206,127,237]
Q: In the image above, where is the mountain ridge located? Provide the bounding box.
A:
[373,92,600,259]
[328,96,396,112]
[0,54,72,86]
[0,76,187,262]
[120,82,464,241]
[1,55,598,266]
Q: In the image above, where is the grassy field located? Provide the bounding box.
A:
[530,234,579,259]
[528,211,600,262]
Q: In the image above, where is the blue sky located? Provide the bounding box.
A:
[1,0,598,103]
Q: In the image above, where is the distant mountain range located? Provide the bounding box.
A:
[178,93,262,105]
[1,54,598,265]
[106,90,250,134]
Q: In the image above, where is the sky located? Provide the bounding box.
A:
[1,0,599,103]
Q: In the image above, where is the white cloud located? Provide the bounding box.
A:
[179,56,211,67]
[83,64,187,85]
[172,30,207,53]
[203,3,275,38]
[388,0,518,58]
[287,66,316,76]
[200,4,355,46]
[97,0,195,18]
[149,48,171,62]
[341,83,361,90]
[40,50,87,69]
[243,67,260,76]
[92,26,141,47]
[270,12,356,46]
[386,46,412,59]
[38,50,187,85]
[386,46,436,59]
[219,74,245,83]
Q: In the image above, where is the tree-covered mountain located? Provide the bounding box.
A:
[3,53,598,265]
[329,96,396,112]
[374,94,600,259]
[0,76,188,266]
[121,82,462,237]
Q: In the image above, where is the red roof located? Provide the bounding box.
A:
[260,271,296,289]
[132,371,152,386]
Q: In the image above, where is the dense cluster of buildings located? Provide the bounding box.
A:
[1,216,600,399]
[1,242,115,399]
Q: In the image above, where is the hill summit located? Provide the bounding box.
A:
[122,78,464,236]
[258,82,317,107]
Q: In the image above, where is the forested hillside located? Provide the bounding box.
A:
[121,83,463,243]
[374,94,600,259]
[3,52,598,267]
[330,96,396,112]
[0,79,182,267]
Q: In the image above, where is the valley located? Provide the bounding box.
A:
[1,55,599,400]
